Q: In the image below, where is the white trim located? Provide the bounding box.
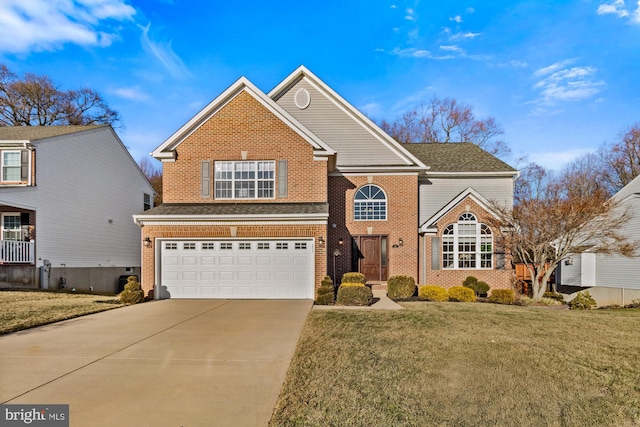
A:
[152,76,335,160]
[136,220,328,226]
[425,171,519,178]
[420,187,499,233]
[329,171,420,177]
[1,150,22,183]
[269,66,429,171]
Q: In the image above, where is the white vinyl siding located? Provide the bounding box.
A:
[419,177,513,226]
[274,79,409,167]
[0,127,154,268]
[214,160,275,200]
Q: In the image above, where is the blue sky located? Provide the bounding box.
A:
[1,0,639,171]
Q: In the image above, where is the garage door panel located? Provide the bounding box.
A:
[160,239,313,299]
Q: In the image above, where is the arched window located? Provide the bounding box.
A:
[442,213,493,269]
[354,184,387,220]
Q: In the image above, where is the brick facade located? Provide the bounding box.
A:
[327,174,419,284]
[420,195,513,292]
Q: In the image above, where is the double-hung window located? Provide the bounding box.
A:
[214,161,275,199]
[2,214,21,241]
[2,151,21,182]
[442,213,493,269]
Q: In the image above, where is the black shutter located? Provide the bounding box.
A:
[20,150,29,182]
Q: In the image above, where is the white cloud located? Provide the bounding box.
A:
[113,86,150,101]
[597,0,629,17]
[405,8,417,21]
[358,102,384,119]
[530,148,595,171]
[140,23,191,79]
[0,0,135,53]
[449,31,481,41]
[390,4,398,9]
[391,47,430,58]
[440,45,462,52]
[450,15,463,23]
[532,61,605,106]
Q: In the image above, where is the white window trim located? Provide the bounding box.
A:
[214,160,276,200]
[442,214,493,270]
[354,184,388,221]
[1,150,22,183]
[1,213,21,241]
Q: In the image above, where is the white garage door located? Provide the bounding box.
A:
[158,239,314,299]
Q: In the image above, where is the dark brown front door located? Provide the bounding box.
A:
[354,235,388,281]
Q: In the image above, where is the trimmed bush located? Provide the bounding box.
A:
[475,281,490,296]
[341,272,366,285]
[119,276,144,304]
[315,276,335,305]
[418,285,448,302]
[336,284,373,306]
[463,276,490,296]
[543,292,564,302]
[448,286,476,302]
[462,276,478,287]
[569,291,597,310]
[387,275,416,300]
[488,289,515,305]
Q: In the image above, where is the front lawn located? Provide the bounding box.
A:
[270,302,640,426]
[0,290,122,335]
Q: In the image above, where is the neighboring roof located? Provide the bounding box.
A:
[0,125,106,141]
[269,66,429,172]
[403,142,518,174]
[613,173,640,203]
[152,76,335,161]
[134,202,329,225]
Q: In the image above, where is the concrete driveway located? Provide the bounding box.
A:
[0,299,312,426]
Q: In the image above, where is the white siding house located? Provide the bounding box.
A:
[0,126,154,293]
[557,175,640,306]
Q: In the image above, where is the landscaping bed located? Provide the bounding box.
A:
[0,289,123,335]
[270,301,640,426]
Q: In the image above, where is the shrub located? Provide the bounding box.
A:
[518,296,563,307]
[569,291,597,310]
[341,272,366,285]
[336,285,373,306]
[475,281,490,296]
[543,292,565,302]
[387,275,416,300]
[462,276,489,296]
[488,289,515,305]
[315,276,335,305]
[418,285,448,302]
[119,276,144,304]
[462,276,478,287]
[448,286,476,302]
[626,298,640,308]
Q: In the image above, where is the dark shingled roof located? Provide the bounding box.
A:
[403,142,517,173]
[138,202,329,216]
[0,125,106,141]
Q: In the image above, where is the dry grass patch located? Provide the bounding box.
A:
[270,302,640,427]
[0,290,122,335]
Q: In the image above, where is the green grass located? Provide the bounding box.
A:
[0,290,123,335]
[270,302,640,427]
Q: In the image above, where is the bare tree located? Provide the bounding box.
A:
[490,162,637,300]
[0,64,120,127]
[560,152,612,199]
[601,124,640,193]
[139,158,162,206]
[380,96,510,157]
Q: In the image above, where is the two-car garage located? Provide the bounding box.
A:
[157,238,315,299]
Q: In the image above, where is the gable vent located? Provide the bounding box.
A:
[294,88,311,109]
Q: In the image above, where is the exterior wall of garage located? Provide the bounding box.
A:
[140,223,326,298]
[327,174,419,284]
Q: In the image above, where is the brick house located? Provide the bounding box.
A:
[134,66,518,299]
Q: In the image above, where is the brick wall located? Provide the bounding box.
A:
[163,91,327,204]
[420,195,514,291]
[327,174,419,284]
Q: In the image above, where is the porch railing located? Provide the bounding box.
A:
[0,240,35,264]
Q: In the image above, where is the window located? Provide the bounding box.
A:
[183,243,196,250]
[276,242,288,250]
[239,242,251,250]
[144,193,151,211]
[442,213,493,269]
[295,242,307,250]
[257,242,270,250]
[2,214,21,241]
[2,151,21,182]
[220,242,233,250]
[214,161,275,199]
[202,242,215,250]
[165,242,178,250]
[354,184,387,220]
